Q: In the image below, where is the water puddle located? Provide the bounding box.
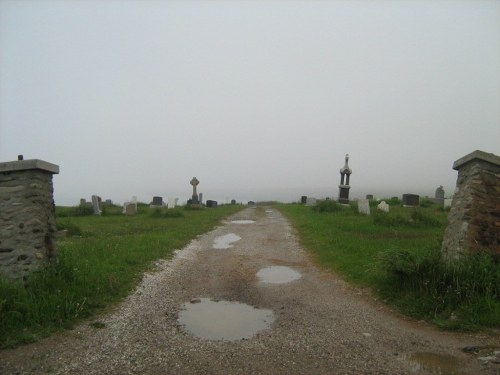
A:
[265,210,273,213]
[256,266,302,284]
[178,298,275,341]
[213,233,241,249]
[405,352,470,375]
[231,220,256,224]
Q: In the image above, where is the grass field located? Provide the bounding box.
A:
[0,204,243,348]
[1,200,498,349]
[277,200,500,331]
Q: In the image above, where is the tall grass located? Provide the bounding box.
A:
[0,205,242,348]
[278,202,499,330]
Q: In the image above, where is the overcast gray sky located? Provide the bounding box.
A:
[1,0,499,205]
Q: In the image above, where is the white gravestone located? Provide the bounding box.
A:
[124,202,137,215]
[377,201,390,212]
[122,196,138,214]
[444,198,453,208]
[168,197,179,209]
[91,195,101,215]
[357,199,370,215]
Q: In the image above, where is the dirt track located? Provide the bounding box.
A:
[1,207,499,374]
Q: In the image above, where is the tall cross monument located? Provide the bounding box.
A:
[190,177,200,204]
[338,154,352,204]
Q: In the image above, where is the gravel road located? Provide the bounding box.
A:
[1,207,499,374]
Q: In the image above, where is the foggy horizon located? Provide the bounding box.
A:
[1,1,499,207]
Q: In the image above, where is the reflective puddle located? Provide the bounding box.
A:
[265,210,273,213]
[405,352,470,375]
[256,266,302,284]
[178,298,275,341]
[231,220,256,224]
[213,233,241,249]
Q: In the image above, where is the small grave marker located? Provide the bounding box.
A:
[402,194,419,207]
[357,199,370,215]
[377,201,390,212]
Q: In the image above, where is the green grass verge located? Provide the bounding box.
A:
[277,201,499,331]
[0,204,243,348]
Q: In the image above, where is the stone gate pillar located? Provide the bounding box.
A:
[441,150,500,262]
[0,158,60,282]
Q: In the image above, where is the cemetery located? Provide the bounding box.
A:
[0,150,498,374]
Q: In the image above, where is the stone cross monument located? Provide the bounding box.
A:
[338,154,352,204]
[190,177,200,204]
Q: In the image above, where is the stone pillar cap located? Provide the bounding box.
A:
[453,150,500,171]
[0,159,59,174]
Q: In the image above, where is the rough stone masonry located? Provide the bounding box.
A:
[0,158,59,282]
[441,150,500,262]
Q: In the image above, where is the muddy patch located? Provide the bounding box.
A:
[404,352,470,375]
[178,298,275,341]
[256,266,302,284]
[213,233,241,249]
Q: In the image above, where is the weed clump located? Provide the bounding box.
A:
[56,221,83,236]
[373,209,442,228]
[378,248,500,329]
[150,208,184,218]
[312,200,346,213]
[56,206,94,217]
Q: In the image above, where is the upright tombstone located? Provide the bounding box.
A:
[338,154,352,204]
[441,150,500,261]
[167,197,178,209]
[206,200,218,208]
[402,194,419,207]
[151,196,163,206]
[80,198,86,206]
[357,199,370,215]
[199,193,203,205]
[125,202,137,215]
[434,185,445,206]
[366,194,374,201]
[190,177,200,204]
[301,196,307,204]
[444,198,453,209]
[122,196,138,215]
[0,157,59,282]
[91,195,102,215]
[231,199,236,205]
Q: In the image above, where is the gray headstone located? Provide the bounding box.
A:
[357,199,370,215]
[301,196,307,204]
[91,195,101,215]
[366,194,374,201]
[152,196,163,206]
[206,200,218,208]
[80,198,86,206]
[402,194,419,207]
[434,185,445,205]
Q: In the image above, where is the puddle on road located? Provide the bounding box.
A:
[213,233,241,249]
[405,352,470,375]
[256,266,302,284]
[178,298,275,341]
[265,210,273,213]
[231,220,256,224]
